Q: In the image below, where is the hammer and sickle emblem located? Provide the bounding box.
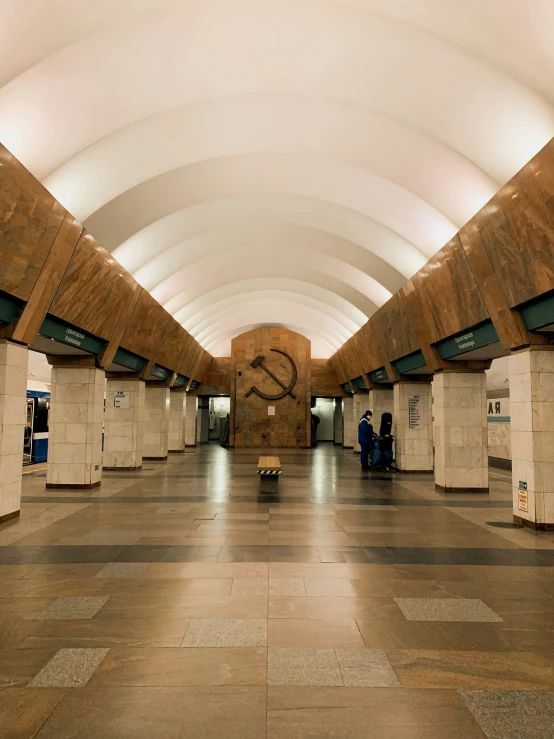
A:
[245,349,298,400]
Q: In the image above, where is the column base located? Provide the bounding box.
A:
[168,449,185,454]
[435,484,489,494]
[102,465,142,472]
[513,515,554,531]
[184,444,196,448]
[143,456,168,461]
[46,482,101,489]
[0,510,20,524]
[397,469,433,474]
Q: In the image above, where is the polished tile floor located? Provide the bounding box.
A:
[1,444,554,738]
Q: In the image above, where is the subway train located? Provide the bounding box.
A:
[23,390,50,465]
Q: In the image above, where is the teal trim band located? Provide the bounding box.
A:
[369,367,388,383]
[0,294,20,325]
[340,382,353,394]
[519,291,554,330]
[39,315,106,355]
[113,347,146,372]
[436,319,499,359]
[174,373,190,387]
[392,350,426,374]
[352,375,366,389]
[151,364,172,380]
[488,416,511,423]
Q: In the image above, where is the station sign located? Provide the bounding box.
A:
[0,293,20,325]
[392,349,427,375]
[369,367,389,383]
[113,347,146,372]
[150,364,172,380]
[436,320,499,359]
[39,315,106,355]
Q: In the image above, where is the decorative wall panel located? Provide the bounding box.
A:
[231,328,311,448]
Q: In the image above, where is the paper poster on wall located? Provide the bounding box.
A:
[114,392,130,409]
[268,406,275,416]
[408,395,421,429]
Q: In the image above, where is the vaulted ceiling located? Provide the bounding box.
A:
[2,0,554,357]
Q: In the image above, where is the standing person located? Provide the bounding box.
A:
[358,410,373,471]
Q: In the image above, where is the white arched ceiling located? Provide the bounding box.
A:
[2,0,554,359]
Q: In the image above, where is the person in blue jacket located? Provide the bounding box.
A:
[358,410,374,471]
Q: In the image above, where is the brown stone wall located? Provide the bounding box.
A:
[231,328,311,448]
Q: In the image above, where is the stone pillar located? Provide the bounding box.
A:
[510,348,554,530]
[342,396,355,448]
[103,377,144,470]
[0,341,28,522]
[433,371,488,493]
[393,381,433,472]
[143,385,170,460]
[334,397,343,444]
[352,393,369,453]
[47,364,105,489]
[368,386,393,429]
[184,394,198,447]
[168,390,185,453]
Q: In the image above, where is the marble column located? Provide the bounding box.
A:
[510,347,554,530]
[342,396,355,449]
[168,390,186,453]
[0,341,28,522]
[368,386,393,430]
[334,397,343,445]
[393,381,433,472]
[433,371,488,493]
[103,377,144,470]
[184,394,198,447]
[47,364,105,489]
[352,393,369,453]
[143,385,170,460]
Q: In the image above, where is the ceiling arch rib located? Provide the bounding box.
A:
[204,323,336,360]
[134,223,403,297]
[152,245,391,312]
[163,262,377,319]
[176,278,367,331]
[3,1,554,112]
[112,194,426,281]
[1,0,552,186]
[195,300,348,348]
[85,154,455,259]
[44,95,496,226]
[188,292,358,342]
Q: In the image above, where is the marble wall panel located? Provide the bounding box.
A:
[232,328,311,448]
[49,232,138,342]
[0,145,66,301]
[400,236,488,346]
[119,290,174,363]
[201,358,233,395]
[310,359,342,397]
[370,293,419,362]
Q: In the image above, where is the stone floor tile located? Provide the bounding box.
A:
[95,563,149,579]
[342,526,419,534]
[304,579,356,597]
[28,648,109,688]
[394,597,504,622]
[35,596,111,621]
[231,578,268,596]
[182,619,267,647]
[335,648,400,687]
[460,690,554,739]
[267,648,343,686]
[0,688,66,739]
[268,619,365,648]
[269,578,306,596]
[33,686,267,739]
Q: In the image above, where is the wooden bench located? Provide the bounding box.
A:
[257,455,282,493]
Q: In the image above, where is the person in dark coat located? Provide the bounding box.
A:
[358,410,373,471]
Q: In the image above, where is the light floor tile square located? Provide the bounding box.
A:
[231,578,268,596]
[460,690,554,739]
[335,648,400,687]
[305,579,356,597]
[394,598,503,622]
[36,596,111,621]
[95,562,149,579]
[28,648,109,688]
[268,648,342,686]
[269,578,306,596]
[182,619,267,647]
